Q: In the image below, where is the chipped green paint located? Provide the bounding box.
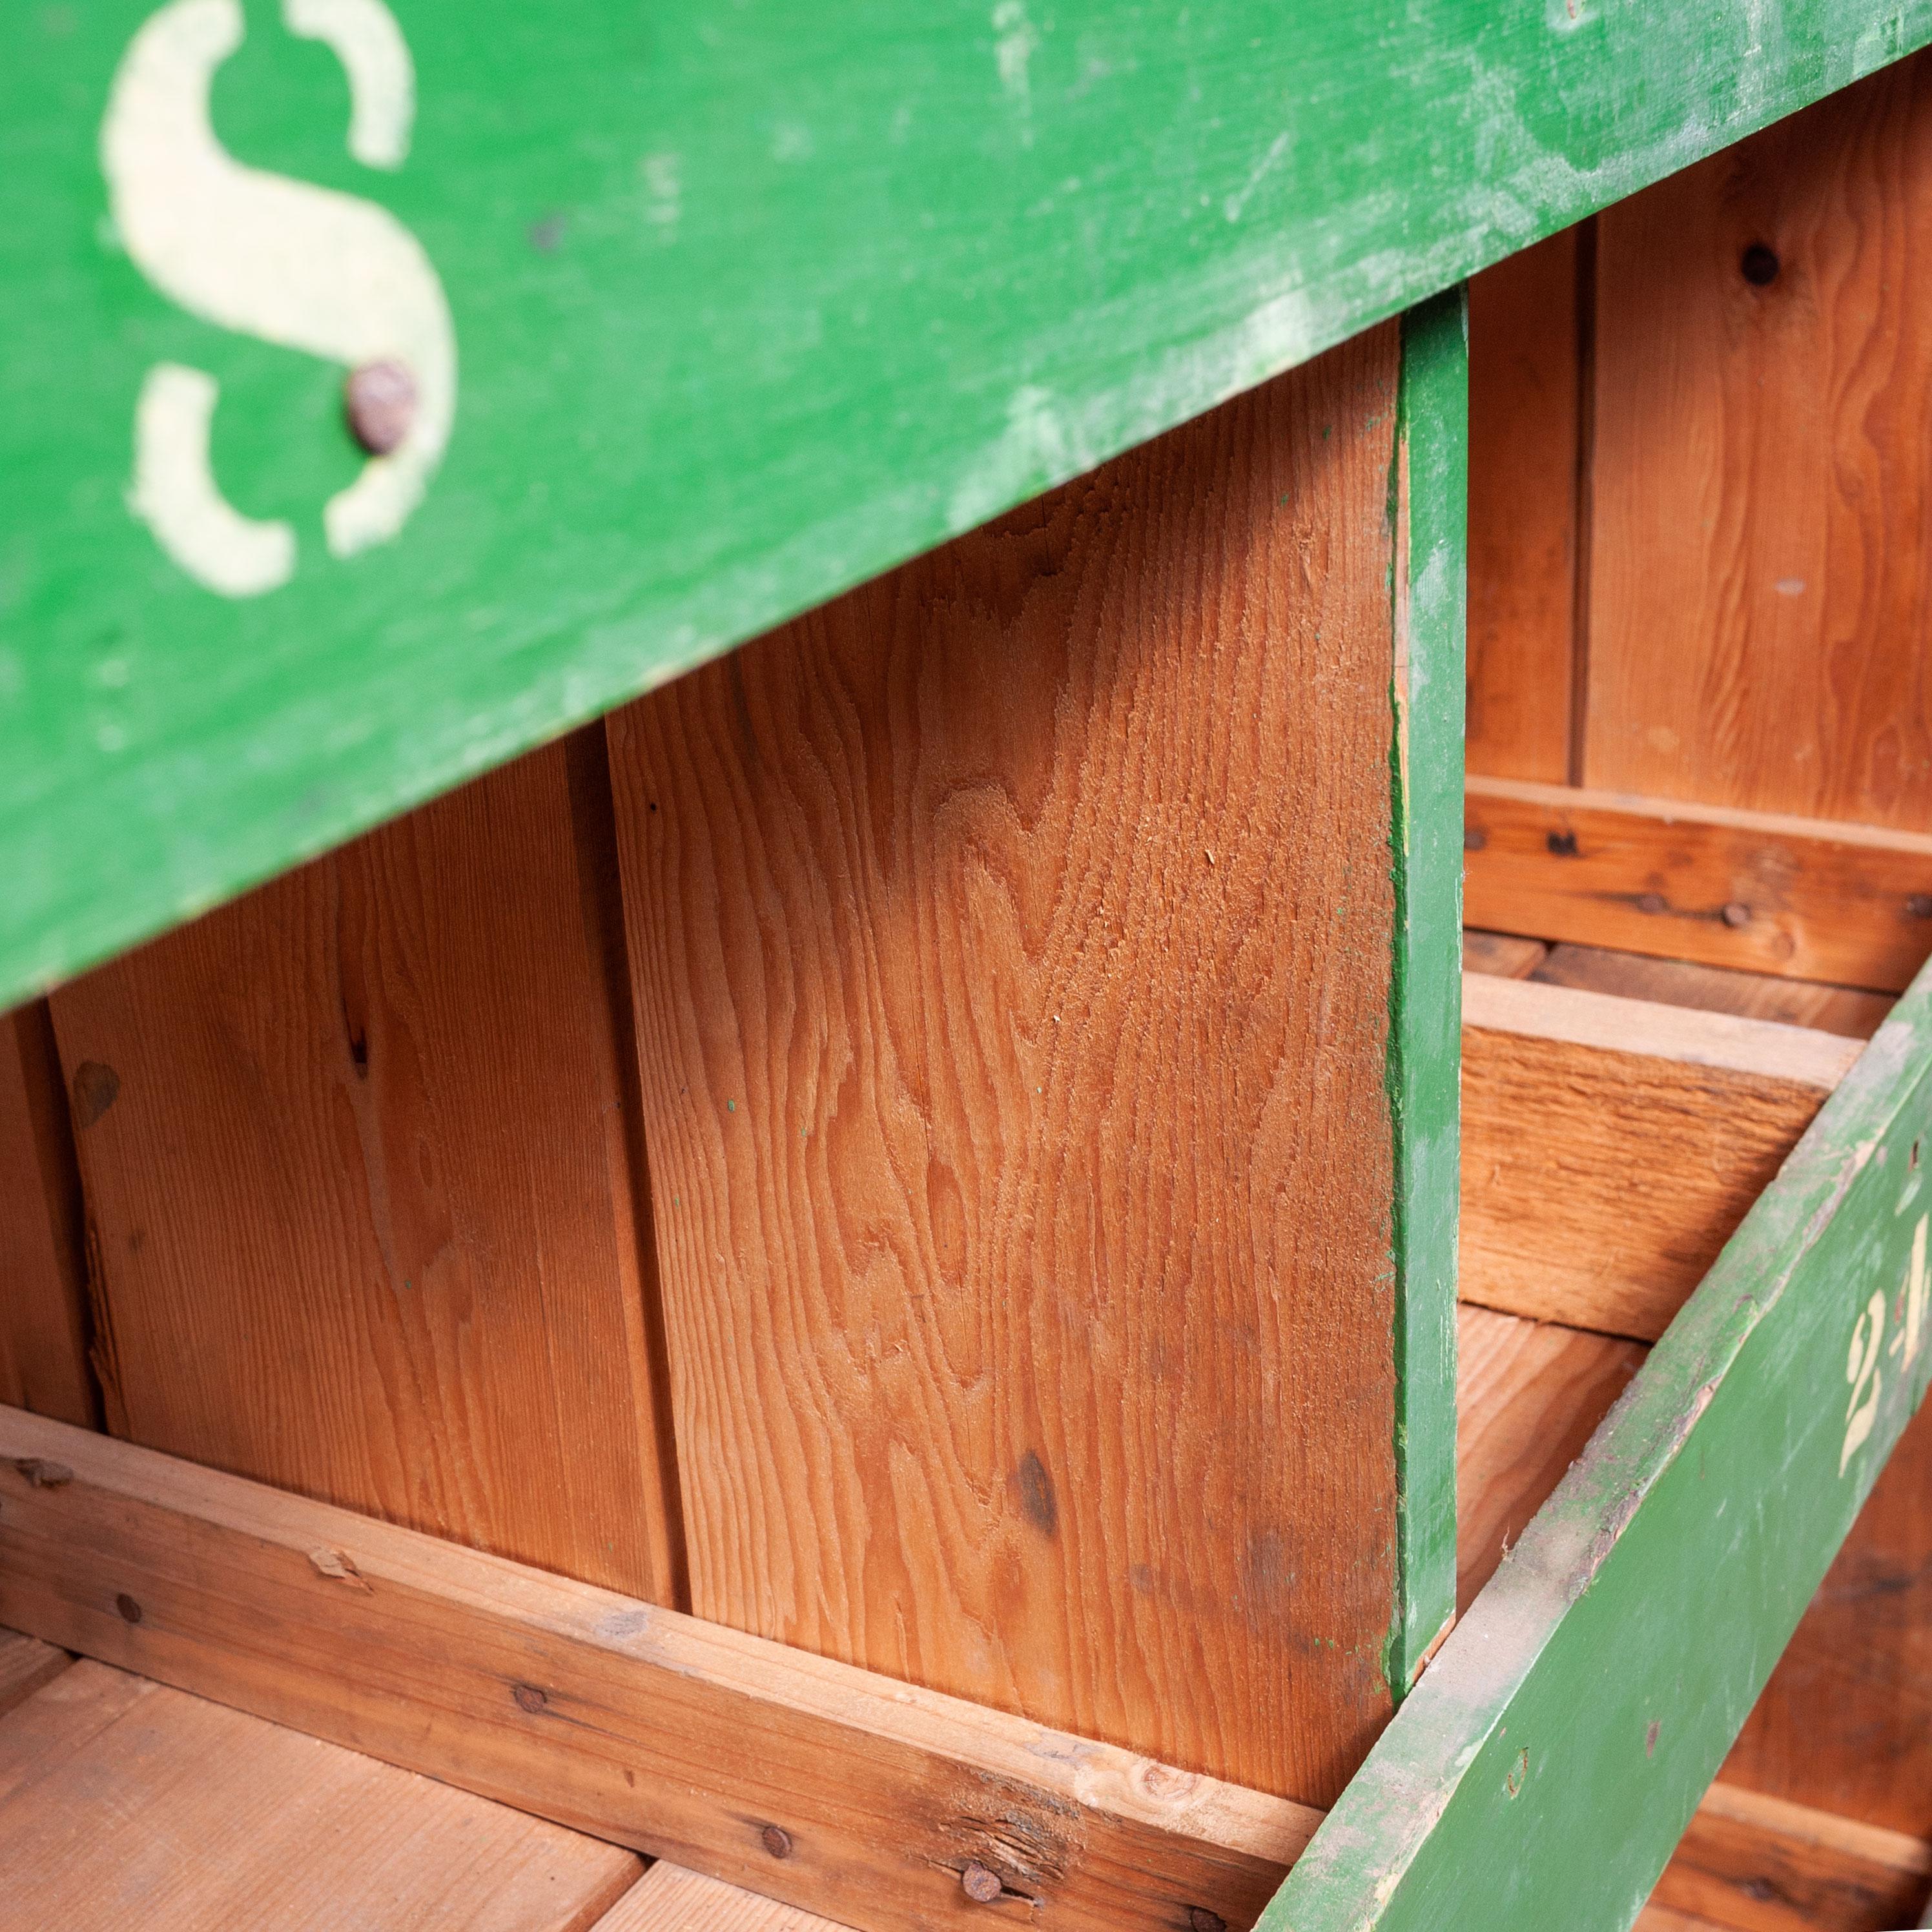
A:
[5,2,1931,1004]
[1386,287,1467,1697]
[1269,958,1932,1931]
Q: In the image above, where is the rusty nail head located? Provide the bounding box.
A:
[1908,894,1932,920]
[344,360,417,456]
[960,1863,1003,1904]
[511,1682,548,1713]
[761,1825,792,1860]
[1636,892,1667,915]
[1463,826,1487,853]
[1720,901,1751,928]
[1740,243,1780,286]
[1190,1911,1228,1932]
[115,1593,143,1624]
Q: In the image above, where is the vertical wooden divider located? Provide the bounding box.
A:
[0,1000,96,1427]
[44,733,684,1605]
[607,316,1464,1809]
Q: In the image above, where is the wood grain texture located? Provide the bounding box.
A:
[45,733,683,1603]
[1650,1783,1932,1932]
[0,1627,67,1717]
[0,1002,94,1427]
[610,341,1404,1806]
[1461,974,1856,1340]
[1587,54,1932,828]
[1464,776,1932,991]
[0,1406,1322,1932]
[1723,1397,1932,1838]
[1466,228,1581,785]
[1530,945,1893,1040]
[0,1658,641,1932]
[595,1865,852,1932]
[1461,930,1549,979]
[1455,1305,1644,1610]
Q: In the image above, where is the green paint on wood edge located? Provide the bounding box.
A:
[1385,287,1468,1697]
[5,3,1929,1003]
[1271,961,1932,1931]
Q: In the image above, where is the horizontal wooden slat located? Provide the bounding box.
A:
[597,1864,851,1932]
[0,1658,641,1932]
[1464,776,1932,991]
[1460,973,1859,1340]
[0,1406,1317,1932]
[1651,1783,1932,1932]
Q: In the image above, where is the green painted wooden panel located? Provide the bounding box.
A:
[1388,287,1467,1696]
[1268,961,1932,1929]
[5,1,1928,1005]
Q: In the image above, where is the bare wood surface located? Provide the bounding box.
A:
[1455,1306,1644,1610]
[595,1864,852,1932]
[0,1627,68,1718]
[1529,946,1892,1041]
[45,734,683,1604]
[1461,974,1856,1339]
[1461,930,1548,979]
[1466,229,1581,785]
[0,1406,1321,1932]
[1650,1782,1932,1932]
[0,1003,94,1428]
[610,340,1405,1806]
[0,1658,640,1932]
[1463,776,1932,991]
[1587,57,1932,835]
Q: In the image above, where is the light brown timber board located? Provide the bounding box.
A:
[0,1658,641,1932]
[1460,972,1856,1340]
[1463,776,1932,992]
[1461,930,1549,979]
[1466,229,1583,786]
[1454,1306,1645,1611]
[0,1002,94,1428]
[1649,1783,1932,1932]
[609,337,1406,1806]
[0,1626,68,1717]
[0,1406,1321,1932]
[1586,54,1932,836]
[595,1864,853,1932]
[44,733,683,1604]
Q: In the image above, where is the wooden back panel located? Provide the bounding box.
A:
[40,734,683,1604]
[606,333,1412,1807]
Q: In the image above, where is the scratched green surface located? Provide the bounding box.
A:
[1268,961,1932,1931]
[5,1,1930,1003]
[1386,287,1466,1699]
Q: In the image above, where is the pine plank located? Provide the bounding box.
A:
[1530,946,1892,1041]
[45,733,682,1603]
[1466,228,1582,785]
[1462,930,1549,979]
[1586,54,1932,833]
[609,337,1409,1805]
[1455,1306,1645,1610]
[1464,776,1932,992]
[1461,974,1858,1340]
[1650,1783,1932,1932]
[0,1406,1321,1932]
[0,1627,68,1717]
[0,1658,639,1932]
[0,1002,94,1428]
[595,1864,851,1932]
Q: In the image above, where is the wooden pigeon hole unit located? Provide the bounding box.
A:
[5,30,1932,1932]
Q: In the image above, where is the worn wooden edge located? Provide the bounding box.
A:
[1266,957,1932,1930]
[0,1411,1319,1932]
[1464,776,1932,992]
[1386,285,1468,1694]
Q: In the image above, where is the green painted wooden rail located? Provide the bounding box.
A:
[1272,953,1932,1929]
[6,0,1931,1006]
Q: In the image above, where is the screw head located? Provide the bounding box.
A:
[344,359,418,455]
[760,1825,792,1860]
[960,1862,1003,1904]
[1720,901,1751,928]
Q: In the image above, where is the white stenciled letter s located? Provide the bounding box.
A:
[102,0,457,597]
